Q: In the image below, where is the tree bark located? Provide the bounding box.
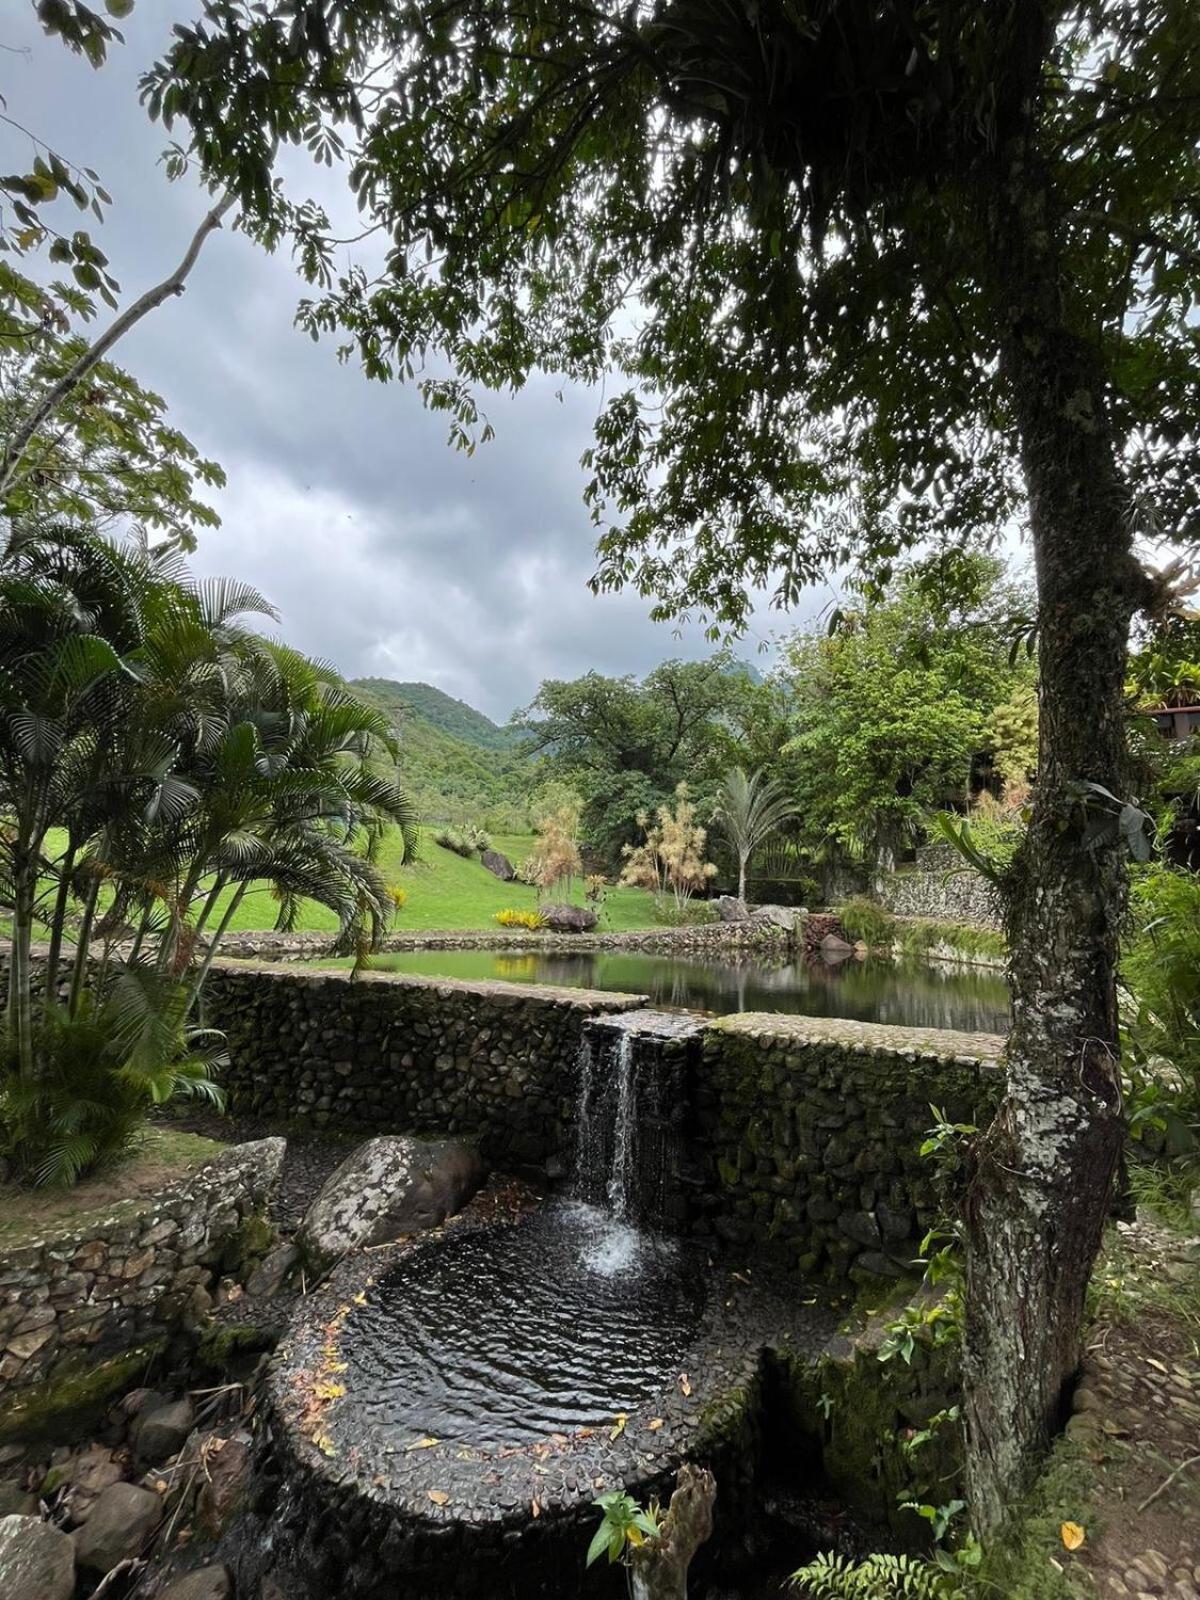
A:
[962,30,1138,1531]
[628,1464,716,1600]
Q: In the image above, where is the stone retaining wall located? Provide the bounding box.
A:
[0,1138,283,1421]
[875,842,1001,930]
[216,919,797,962]
[202,963,643,1165]
[690,1014,1004,1279]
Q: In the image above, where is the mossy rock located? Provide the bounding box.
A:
[0,1339,166,1445]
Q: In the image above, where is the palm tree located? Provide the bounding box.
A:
[711,766,798,905]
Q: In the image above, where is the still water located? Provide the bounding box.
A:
[367,948,1010,1033]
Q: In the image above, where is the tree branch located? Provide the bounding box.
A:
[0,192,236,501]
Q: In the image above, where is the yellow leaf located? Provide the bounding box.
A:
[405,1437,440,1451]
[352,1291,367,1306]
[427,1490,450,1506]
[647,1418,664,1431]
[314,1381,345,1401]
[609,1413,628,1441]
[1060,1522,1085,1551]
[679,1373,692,1397]
[627,1526,646,1547]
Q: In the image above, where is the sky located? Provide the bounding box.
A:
[4,5,831,722]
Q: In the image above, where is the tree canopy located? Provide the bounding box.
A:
[138,0,1200,618]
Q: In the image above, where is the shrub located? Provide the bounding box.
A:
[584,873,608,905]
[838,896,897,948]
[494,908,546,931]
[433,826,475,858]
[652,894,718,928]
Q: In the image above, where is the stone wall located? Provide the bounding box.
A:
[216,919,798,962]
[689,1014,1004,1279]
[0,1138,283,1422]
[202,964,642,1165]
[875,841,1001,930]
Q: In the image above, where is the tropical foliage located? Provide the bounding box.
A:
[711,766,798,904]
[621,784,717,912]
[0,522,416,1183]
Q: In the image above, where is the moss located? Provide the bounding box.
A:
[219,1209,276,1277]
[0,1339,165,1444]
[196,1318,274,1369]
[969,1439,1099,1600]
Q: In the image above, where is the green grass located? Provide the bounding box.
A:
[205,827,668,935]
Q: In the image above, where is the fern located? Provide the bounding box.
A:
[791,1551,958,1600]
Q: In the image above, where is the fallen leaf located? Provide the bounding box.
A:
[1060,1522,1085,1551]
[352,1291,367,1306]
[531,1498,541,1518]
[427,1489,450,1507]
[647,1418,664,1431]
[405,1437,440,1451]
[372,1475,387,1487]
[610,1413,628,1441]
[314,1381,345,1402]
[679,1374,692,1397]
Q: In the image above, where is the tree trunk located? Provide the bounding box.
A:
[737,852,747,904]
[962,66,1139,1532]
[628,1465,716,1600]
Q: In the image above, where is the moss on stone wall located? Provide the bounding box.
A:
[0,1338,166,1443]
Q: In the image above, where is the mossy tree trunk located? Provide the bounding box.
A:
[961,22,1138,1533]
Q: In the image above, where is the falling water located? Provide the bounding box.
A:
[606,1033,637,1221]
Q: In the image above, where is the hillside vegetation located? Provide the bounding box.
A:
[353,678,533,826]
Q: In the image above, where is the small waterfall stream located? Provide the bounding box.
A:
[571,1010,702,1236]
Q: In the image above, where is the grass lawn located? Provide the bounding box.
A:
[11,827,669,941]
[205,827,669,935]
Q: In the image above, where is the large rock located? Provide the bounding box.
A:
[72,1482,162,1573]
[195,1433,253,1538]
[245,1241,299,1299]
[297,1136,484,1276]
[714,895,749,923]
[750,904,796,933]
[133,1398,196,1466]
[480,849,515,881]
[539,903,598,933]
[158,1569,232,1600]
[0,1514,75,1600]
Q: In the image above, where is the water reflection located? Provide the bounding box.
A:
[372,948,1010,1033]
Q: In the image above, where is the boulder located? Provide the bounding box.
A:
[0,1515,75,1600]
[750,904,796,933]
[245,1241,299,1299]
[713,895,749,923]
[195,1434,252,1538]
[297,1136,484,1276]
[480,849,516,882]
[133,1398,196,1466]
[820,932,855,959]
[539,903,598,933]
[158,1569,233,1600]
[59,1444,125,1523]
[72,1482,162,1573]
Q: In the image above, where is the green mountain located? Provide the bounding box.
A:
[355,678,518,751]
[352,678,533,825]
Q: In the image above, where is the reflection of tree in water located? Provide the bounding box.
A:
[382,947,1009,1031]
[492,954,541,982]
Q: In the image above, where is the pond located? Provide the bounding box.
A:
[364,948,1011,1033]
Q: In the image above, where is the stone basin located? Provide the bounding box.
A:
[266,1186,841,1599]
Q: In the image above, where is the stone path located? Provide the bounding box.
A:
[1067,1216,1200,1599]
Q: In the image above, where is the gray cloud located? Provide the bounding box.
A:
[5,6,825,719]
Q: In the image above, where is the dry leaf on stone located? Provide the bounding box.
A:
[427,1489,450,1506]
[1060,1522,1085,1551]
[610,1414,627,1441]
[679,1374,692,1397]
[405,1437,439,1450]
[647,1418,664,1431]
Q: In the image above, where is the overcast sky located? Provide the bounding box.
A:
[4,6,834,721]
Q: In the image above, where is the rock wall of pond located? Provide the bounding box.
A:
[874,841,1002,930]
[0,1139,282,1424]
[202,964,643,1166]
[690,1014,1004,1278]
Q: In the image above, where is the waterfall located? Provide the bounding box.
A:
[571,1012,701,1233]
[606,1033,636,1221]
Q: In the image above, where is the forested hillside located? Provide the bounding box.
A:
[353,678,533,825]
